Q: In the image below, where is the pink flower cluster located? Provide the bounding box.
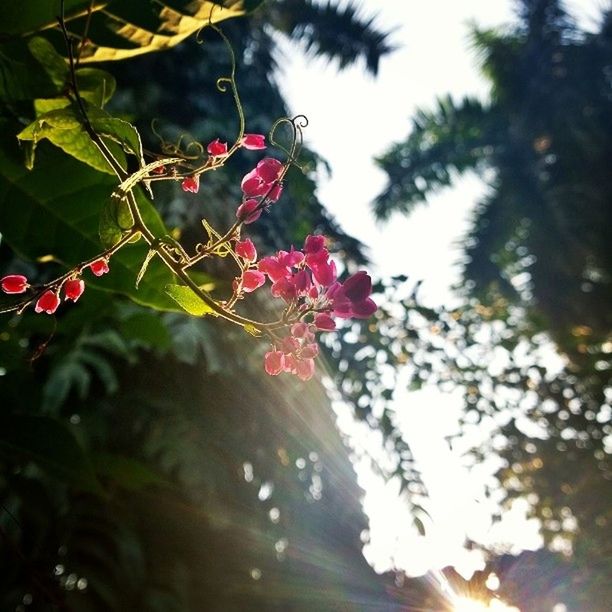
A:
[230,232,377,381]
[1,257,110,315]
[236,157,284,224]
[181,133,267,194]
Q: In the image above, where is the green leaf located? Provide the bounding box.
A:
[0,414,103,495]
[0,39,65,102]
[135,249,157,289]
[99,194,135,248]
[119,311,172,350]
[17,106,114,172]
[76,67,116,107]
[165,284,216,317]
[1,0,106,37]
[0,120,185,311]
[17,104,143,174]
[64,1,261,64]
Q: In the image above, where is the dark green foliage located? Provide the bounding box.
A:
[0,1,404,610]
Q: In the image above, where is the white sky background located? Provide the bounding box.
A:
[276,0,604,577]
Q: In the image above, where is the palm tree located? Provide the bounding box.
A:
[373,1,612,605]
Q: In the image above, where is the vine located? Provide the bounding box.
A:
[0,2,376,381]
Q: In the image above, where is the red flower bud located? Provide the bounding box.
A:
[236,199,262,224]
[181,175,200,193]
[242,270,265,293]
[207,138,228,157]
[264,350,284,376]
[314,313,336,331]
[256,158,283,183]
[35,290,60,314]
[268,183,283,202]
[235,238,257,262]
[241,133,266,150]
[64,278,85,302]
[304,234,326,254]
[89,258,110,277]
[295,358,315,381]
[1,274,28,294]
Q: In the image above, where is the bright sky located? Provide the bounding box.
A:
[277,0,604,579]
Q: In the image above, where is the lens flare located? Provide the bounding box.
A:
[454,596,520,611]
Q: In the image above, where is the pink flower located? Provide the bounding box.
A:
[256,158,283,183]
[242,270,265,293]
[181,175,200,193]
[259,256,290,283]
[314,312,336,331]
[264,350,285,375]
[89,258,110,277]
[271,277,297,301]
[235,238,257,262]
[1,274,28,294]
[291,322,309,338]
[241,169,267,197]
[64,278,85,302]
[241,133,266,150]
[295,358,315,381]
[236,199,262,224]
[278,249,304,268]
[292,270,312,294]
[310,258,336,287]
[300,343,319,359]
[329,272,377,319]
[35,290,60,314]
[303,234,326,254]
[207,138,228,157]
[268,183,283,202]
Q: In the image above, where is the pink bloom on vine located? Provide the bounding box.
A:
[264,350,285,376]
[1,274,29,294]
[291,322,309,338]
[64,278,85,302]
[314,312,336,331]
[236,199,262,224]
[283,353,298,373]
[181,175,200,193]
[268,183,283,202]
[89,258,110,277]
[271,277,297,301]
[278,248,304,268]
[235,238,257,262]
[303,234,326,254]
[241,133,266,150]
[35,290,60,314]
[293,269,311,294]
[300,343,319,359]
[207,138,228,157]
[310,258,336,287]
[256,158,283,183]
[295,358,315,381]
[241,270,265,293]
[279,336,300,354]
[329,272,377,319]
[259,256,290,282]
[241,170,267,197]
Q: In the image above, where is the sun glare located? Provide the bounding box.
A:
[454,596,520,612]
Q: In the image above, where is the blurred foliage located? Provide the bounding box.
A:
[0,1,408,610]
[370,0,612,607]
